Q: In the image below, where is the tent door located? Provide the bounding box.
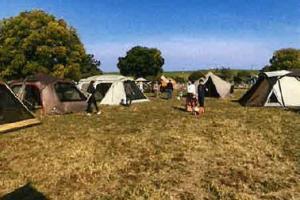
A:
[265,90,282,107]
[11,85,42,110]
[95,83,112,102]
[24,85,42,110]
[205,77,219,97]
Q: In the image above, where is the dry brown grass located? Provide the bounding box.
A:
[0,90,299,199]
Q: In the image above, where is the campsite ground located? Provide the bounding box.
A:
[0,90,299,200]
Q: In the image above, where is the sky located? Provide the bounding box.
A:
[0,0,299,72]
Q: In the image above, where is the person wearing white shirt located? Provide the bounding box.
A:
[187,81,196,95]
[186,81,197,112]
[138,82,144,93]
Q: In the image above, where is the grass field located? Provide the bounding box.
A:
[0,90,299,199]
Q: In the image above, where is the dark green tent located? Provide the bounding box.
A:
[0,82,40,133]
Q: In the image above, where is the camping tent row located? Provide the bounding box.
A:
[239,70,300,107]
[195,72,233,98]
[0,82,40,133]
[77,75,149,105]
[11,74,88,115]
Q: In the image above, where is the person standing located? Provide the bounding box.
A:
[86,80,101,115]
[138,81,144,93]
[197,78,207,114]
[166,80,173,99]
[186,81,196,112]
[153,81,160,98]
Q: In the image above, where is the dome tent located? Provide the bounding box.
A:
[239,70,300,107]
[78,75,149,105]
[10,74,87,115]
[0,82,40,133]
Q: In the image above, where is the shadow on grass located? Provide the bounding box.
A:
[0,183,47,200]
[172,106,186,112]
[288,107,300,114]
[160,95,170,100]
[231,99,240,103]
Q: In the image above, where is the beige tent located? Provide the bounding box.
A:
[78,75,149,105]
[160,75,178,89]
[10,74,87,115]
[0,82,40,133]
[239,70,300,107]
[196,72,232,98]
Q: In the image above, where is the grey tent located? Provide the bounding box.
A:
[239,70,300,107]
[0,82,40,133]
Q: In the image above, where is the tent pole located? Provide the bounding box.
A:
[278,78,286,107]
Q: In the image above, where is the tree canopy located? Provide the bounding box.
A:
[263,48,300,72]
[188,70,205,81]
[80,54,102,78]
[233,70,254,84]
[117,46,164,78]
[214,67,234,81]
[0,10,101,81]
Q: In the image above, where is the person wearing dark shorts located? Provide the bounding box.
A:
[197,79,206,114]
[166,80,173,99]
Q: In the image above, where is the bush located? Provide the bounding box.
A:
[188,71,205,81]
[214,67,234,81]
[172,76,186,83]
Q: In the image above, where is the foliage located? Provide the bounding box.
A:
[145,74,161,82]
[171,76,186,83]
[0,10,101,81]
[263,48,300,71]
[214,67,234,81]
[80,54,102,78]
[117,46,164,78]
[233,70,255,84]
[188,70,205,81]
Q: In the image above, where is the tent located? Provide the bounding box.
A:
[135,77,148,82]
[0,82,40,133]
[77,75,149,105]
[239,70,300,107]
[196,72,232,98]
[135,77,149,93]
[10,74,87,114]
[160,75,178,90]
[160,75,176,87]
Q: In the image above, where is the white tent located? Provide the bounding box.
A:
[135,77,148,82]
[239,70,300,107]
[78,75,149,105]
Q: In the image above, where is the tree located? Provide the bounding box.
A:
[233,70,253,84]
[172,76,186,83]
[81,54,102,78]
[188,70,205,81]
[263,48,300,72]
[117,46,164,78]
[214,67,234,81]
[0,10,101,80]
